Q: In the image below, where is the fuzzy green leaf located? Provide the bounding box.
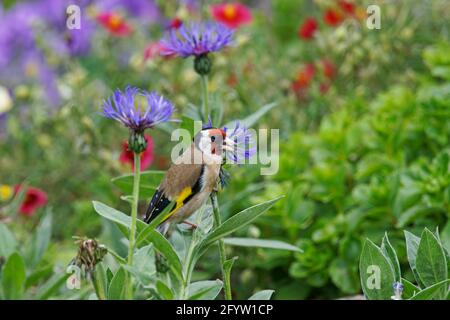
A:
[2,252,26,300]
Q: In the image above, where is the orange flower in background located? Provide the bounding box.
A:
[323,8,344,27]
[322,59,335,80]
[211,3,252,29]
[291,63,315,91]
[14,185,48,216]
[119,134,154,171]
[96,12,133,36]
[298,17,318,40]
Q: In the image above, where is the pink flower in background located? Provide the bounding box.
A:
[14,185,48,216]
[144,42,164,61]
[96,12,133,36]
[298,18,318,40]
[210,3,252,29]
[119,134,154,171]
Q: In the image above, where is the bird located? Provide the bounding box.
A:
[143,126,234,234]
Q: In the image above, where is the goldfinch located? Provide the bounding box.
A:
[144,127,234,233]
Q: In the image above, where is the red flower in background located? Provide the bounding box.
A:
[322,59,335,80]
[96,12,133,36]
[320,82,331,94]
[323,8,344,27]
[120,134,154,171]
[14,185,48,216]
[298,18,318,40]
[291,63,315,91]
[211,3,252,29]
[338,0,356,16]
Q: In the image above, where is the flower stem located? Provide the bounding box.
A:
[126,152,141,299]
[201,75,209,120]
[211,193,232,300]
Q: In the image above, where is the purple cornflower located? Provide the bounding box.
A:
[101,86,175,133]
[101,86,175,153]
[224,122,256,164]
[161,21,233,58]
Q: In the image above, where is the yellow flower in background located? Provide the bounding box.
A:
[0,86,13,114]
[0,185,13,202]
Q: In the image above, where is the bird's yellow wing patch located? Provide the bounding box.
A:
[161,186,192,223]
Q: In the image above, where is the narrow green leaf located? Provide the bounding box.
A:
[143,231,183,282]
[416,229,447,298]
[25,265,53,289]
[188,280,223,300]
[401,278,420,299]
[359,239,396,300]
[111,171,165,196]
[409,279,450,300]
[108,267,127,300]
[223,237,302,252]
[2,252,26,300]
[35,272,70,300]
[200,196,283,249]
[404,230,422,286]
[92,201,132,228]
[25,212,52,269]
[0,223,17,259]
[92,263,108,300]
[156,280,174,300]
[223,102,278,129]
[381,233,401,282]
[249,290,275,300]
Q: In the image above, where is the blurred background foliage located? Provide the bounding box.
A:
[0,0,449,299]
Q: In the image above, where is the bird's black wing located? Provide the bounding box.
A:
[144,165,205,224]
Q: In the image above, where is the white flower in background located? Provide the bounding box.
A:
[0,86,13,114]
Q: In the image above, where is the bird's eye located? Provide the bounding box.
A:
[211,136,216,142]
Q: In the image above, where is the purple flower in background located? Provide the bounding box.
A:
[161,21,233,58]
[101,86,175,133]
[223,122,256,164]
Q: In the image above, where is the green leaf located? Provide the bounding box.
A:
[25,212,52,269]
[381,233,401,282]
[143,231,183,282]
[123,244,156,286]
[35,272,70,300]
[404,230,422,285]
[409,279,450,300]
[136,202,175,247]
[223,237,302,252]
[108,267,127,300]
[92,263,108,300]
[200,196,283,249]
[401,278,420,299]
[416,228,447,297]
[111,171,165,197]
[156,280,174,300]
[2,252,26,300]
[329,258,359,294]
[93,201,132,228]
[0,223,17,259]
[249,290,274,300]
[25,265,53,289]
[223,102,278,129]
[359,239,396,300]
[188,280,223,300]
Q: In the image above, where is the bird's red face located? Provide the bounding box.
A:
[208,128,226,155]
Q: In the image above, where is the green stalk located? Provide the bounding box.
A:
[126,152,141,299]
[211,193,232,300]
[201,75,209,119]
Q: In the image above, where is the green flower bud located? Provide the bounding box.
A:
[194,54,212,76]
[128,131,147,154]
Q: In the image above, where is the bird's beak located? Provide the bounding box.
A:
[222,137,235,152]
